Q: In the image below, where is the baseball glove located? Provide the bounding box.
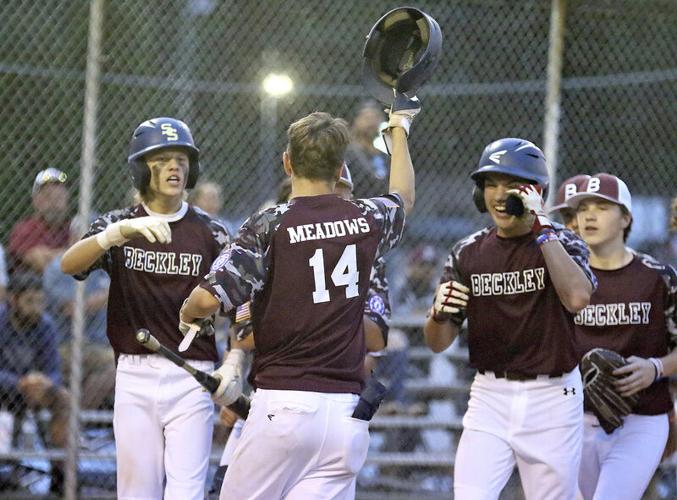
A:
[581,348,640,434]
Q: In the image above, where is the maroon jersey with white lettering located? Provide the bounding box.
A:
[75,203,230,361]
[441,224,596,376]
[201,193,405,394]
[574,252,677,415]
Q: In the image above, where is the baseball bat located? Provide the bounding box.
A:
[505,194,525,217]
[135,329,250,419]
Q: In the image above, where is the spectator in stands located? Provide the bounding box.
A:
[9,168,71,274]
[43,215,114,409]
[187,181,224,217]
[0,272,69,494]
[345,100,389,198]
[396,243,441,313]
[376,244,440,417]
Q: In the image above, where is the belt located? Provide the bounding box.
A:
[478,370,564,381]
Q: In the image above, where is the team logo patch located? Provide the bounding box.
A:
[368,295,385,315]
[374,196,400,208]
[209,250,231,273]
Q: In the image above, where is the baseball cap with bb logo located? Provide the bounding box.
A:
[549,174,591,213]
[565,173,632,214]
[32,167,68,196]
[337,163,354,190]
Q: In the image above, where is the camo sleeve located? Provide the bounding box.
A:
[192,206,231,253]
[435,243,469,324]
[663,264,677,349]
[364,255,391,341]
[556,225,598,290]
[353,193,406,260]
[636,252,677,349]
[73,206,138,280]
[200,205,282,312]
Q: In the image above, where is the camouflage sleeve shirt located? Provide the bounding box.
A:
[201,193,405,314]
[70,203,230,359]
[364,254,391,341]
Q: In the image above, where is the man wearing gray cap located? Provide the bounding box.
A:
[9,167,70,274]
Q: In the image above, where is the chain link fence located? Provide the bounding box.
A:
[0,0,674,498]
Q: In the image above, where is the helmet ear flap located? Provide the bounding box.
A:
[130,161,150,192]
[186,163,200,189]
[473,185,486,212]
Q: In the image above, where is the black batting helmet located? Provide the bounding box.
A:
[470,138,549,212]
[128,117,200,192]
[362,7,442,105]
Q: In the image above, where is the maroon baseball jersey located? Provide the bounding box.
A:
[574,252,677,415]
[75,203,230,361]
[201,193,406,394]
[441,224,597,376]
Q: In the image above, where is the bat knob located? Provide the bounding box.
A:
[505,194,525,217]
[136,329,150,344]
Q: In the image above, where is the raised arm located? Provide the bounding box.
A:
[539,240,593,313]
[507,185,594,313]
[384,94,421,214]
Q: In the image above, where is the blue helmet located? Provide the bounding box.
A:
[470,138,549,212]
[128,117,200,192]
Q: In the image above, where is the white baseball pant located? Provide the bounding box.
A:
[454,368,583,500]
[220,389,368,500]
[114,354,214,500]
[578,412,668,500]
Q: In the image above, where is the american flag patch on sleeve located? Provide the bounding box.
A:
[235,302,252,323]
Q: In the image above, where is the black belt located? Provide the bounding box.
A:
[478,370,564,381]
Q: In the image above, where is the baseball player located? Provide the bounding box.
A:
[181,97,419,499]
[60,117,230,500]
[209,165,391,495]
[549,174,591,232]
[566,173,677,500]
[423,138,597,500]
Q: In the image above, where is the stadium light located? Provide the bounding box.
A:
[262,73,293,97]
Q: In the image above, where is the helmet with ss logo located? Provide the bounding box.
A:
[128,117,200,192]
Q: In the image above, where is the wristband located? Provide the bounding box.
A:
[649,357,664,381]
[95,223,128,250]
[536,229,558,246]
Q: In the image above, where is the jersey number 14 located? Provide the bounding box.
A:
[308,244,359,304]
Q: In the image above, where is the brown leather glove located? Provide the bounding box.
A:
[581,348,640,434]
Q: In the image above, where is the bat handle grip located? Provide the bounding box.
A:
[229,395,251,420]
[203,375,220,394]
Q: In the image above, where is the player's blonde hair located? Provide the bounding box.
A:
[286,112,350,183]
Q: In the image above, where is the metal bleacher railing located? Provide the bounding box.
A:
[1,315,675,498]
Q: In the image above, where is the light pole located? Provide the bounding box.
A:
[259,73,293,206]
